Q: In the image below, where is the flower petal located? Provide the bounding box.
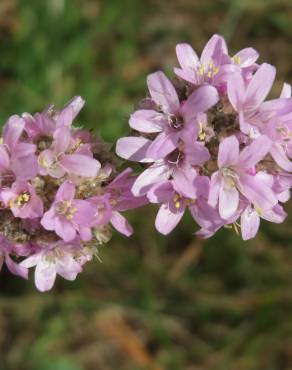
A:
[262,204,287,223]
[73,200,96,225]
[182,85,219,122]
[233,48,259,68]
[155,203,184,235]
[129,110,165,133]
[185,142,210,166]
[110,211,133,236]
[245,63,276,109]
[41,207,56,231]
[240,206,260,240]
[280,83,291,98]
[176,43,199,70]
[208,172,221,208]
[270,144,292,171]
[132,162,168,196]
[55,217,76,242]
[146,131,179,160]
[147,181,173,203]
[5,254,28,279]
[20,254,41,269]
[238,135,271,168]
[35,260,57,292]
[219,185,239,219]
[56,180,75,201]
[218,135,239,168]
[0,145,10,170]
[57,96,85,127]
[56,253,82,280]
[174,67,196,84]
[13,143,36,158]
[239,173,278,210]
[53,127,71,153]
[147,71,179,114]
[116,137,153,163]
[12,155,39,180]
[60,154,100,177]
[172,167,197,198]
[3,115,25,150]
[227,72,246,110]
[201,34,228,65]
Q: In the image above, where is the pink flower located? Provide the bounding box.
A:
[0,115,38,181]
[117,71,218,161]
[227,63,292,135]
[175,36,259,90]
[118,108,211,198]
[240,203,286,240]
[174,34,232,87]
[23,111,55,139]
[231,47,259,70]
[208,135,276,219]
[89,168,148,236]
[258,83,292,172]
[131,139,210,198]
[23,96,85,139]
[20,242,82,292]
[147,176,225,235]
[0,181,43,219]
[41,181,95,242]
[54,96,85,127]
[38,126,100,178]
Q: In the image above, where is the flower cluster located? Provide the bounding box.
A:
[116,34,292,239]
[0,97,146,291]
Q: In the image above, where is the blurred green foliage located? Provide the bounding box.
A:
[1,0,292,369]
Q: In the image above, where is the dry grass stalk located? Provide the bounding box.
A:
[96,309,164,370]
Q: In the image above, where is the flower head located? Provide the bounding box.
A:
[116,34,292,240]
[0,97,146,291]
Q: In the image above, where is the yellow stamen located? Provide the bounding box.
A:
[198,120,207,141]
[10,192,31,208]
[198,65,205,76]
[255,207,264,217]
[38,154,49,169]
[233,55,241,65]
[173,193,183,209]
[197,61,219,78]
[213,67,219,75]
[55,200,77,220]
[198,131,206,141]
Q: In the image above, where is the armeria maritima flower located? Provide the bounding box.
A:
[116,34,292,240]
[0,97,146,291]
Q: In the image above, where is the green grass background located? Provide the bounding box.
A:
[1,1,292,369]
